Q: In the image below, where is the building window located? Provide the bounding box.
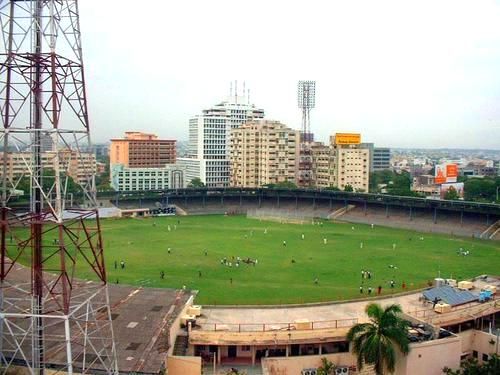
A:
[482,353,489,362]
[472,351,478,358]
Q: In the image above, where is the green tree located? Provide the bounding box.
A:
[324,185,341,192]
[347,303,410,375]
[464,177,498,202]
[188,178,205,188]
[13,169,80,195]
[444,186,460,200]
[369,170,394,193]
[317,357,336,375]
[344,184,354,192]
[443,354,500,375]
[275,181,297,189]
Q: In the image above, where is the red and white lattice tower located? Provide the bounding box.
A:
[0,1,118,374]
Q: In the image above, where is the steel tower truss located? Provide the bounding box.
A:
[297,81,316,187]
[0,1,118,374]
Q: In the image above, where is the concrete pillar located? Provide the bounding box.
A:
[409,206,413,221]
[217,346,221,364]
[258,195,262,208]
[318,344,322,355]
[251,346,256,366]
[286,345,289,357]
[460,210,463,225]
[385,204,389,218]
[433,207,437,224]
[277,193,280,208]
[364,201,367,215]
[240,194,242,207]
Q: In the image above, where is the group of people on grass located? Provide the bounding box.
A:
[220,256,258,267]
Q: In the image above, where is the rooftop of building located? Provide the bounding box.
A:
[191,275,500,346]
[4,263,194,374]
[110,132,176,142]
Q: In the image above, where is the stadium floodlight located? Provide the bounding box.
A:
[298,80,316,110]
[297,81,316,186]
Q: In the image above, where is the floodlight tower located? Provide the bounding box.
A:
[0,1,118,374]
[297,81,316,186]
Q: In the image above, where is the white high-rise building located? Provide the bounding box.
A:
[178,92,265,187]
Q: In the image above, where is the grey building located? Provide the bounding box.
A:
[361,143,391,172]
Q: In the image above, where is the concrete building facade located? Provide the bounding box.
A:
[361,143,391,172]
[229,120,299,187]
[0,150,96,185]
[110,164,186,191]
[179,95,265,187]
[330,134,370,192]
[310,141,333,188]
[110,132,176,168]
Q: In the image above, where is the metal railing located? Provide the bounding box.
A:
[197,317,358,332]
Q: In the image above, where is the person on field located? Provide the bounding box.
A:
[359,286,363,294]
[283,240,286,247]
[377,285,382,295]
[160,271,165,279]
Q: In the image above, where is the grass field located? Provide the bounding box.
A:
[16,215,500,305]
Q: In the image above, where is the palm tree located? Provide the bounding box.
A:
[347,303,410,375]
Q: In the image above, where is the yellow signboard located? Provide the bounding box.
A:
[335,133,361,145]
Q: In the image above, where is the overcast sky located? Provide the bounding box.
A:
[79,0,500,149]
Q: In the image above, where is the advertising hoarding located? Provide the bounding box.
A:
[435,163,458,184]
[440,182,464,199]
[335,133,361,145]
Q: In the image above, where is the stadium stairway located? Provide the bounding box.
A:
[172,332,189,356]
[174,205,188,216]
[481,220,500,240]
[328,204,356,220]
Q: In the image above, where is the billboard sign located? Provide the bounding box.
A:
[435,163,458,184]
[335,133,361,145]
[440,182,464,199]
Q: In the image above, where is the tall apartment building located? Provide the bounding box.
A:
[330,133,370,192]
[110,132,176,168]
[310,142,333,188]
[361,143,391,171]
[0,150,96,185]
[230,120,299,187]
[109,132,184,191]
[177,94,265,187]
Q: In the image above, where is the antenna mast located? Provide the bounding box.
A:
[0,1,118,373]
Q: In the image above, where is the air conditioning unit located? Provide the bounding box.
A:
[301,369,317,375]
[335,367,349,374]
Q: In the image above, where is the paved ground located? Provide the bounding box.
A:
[198,276,500,329]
